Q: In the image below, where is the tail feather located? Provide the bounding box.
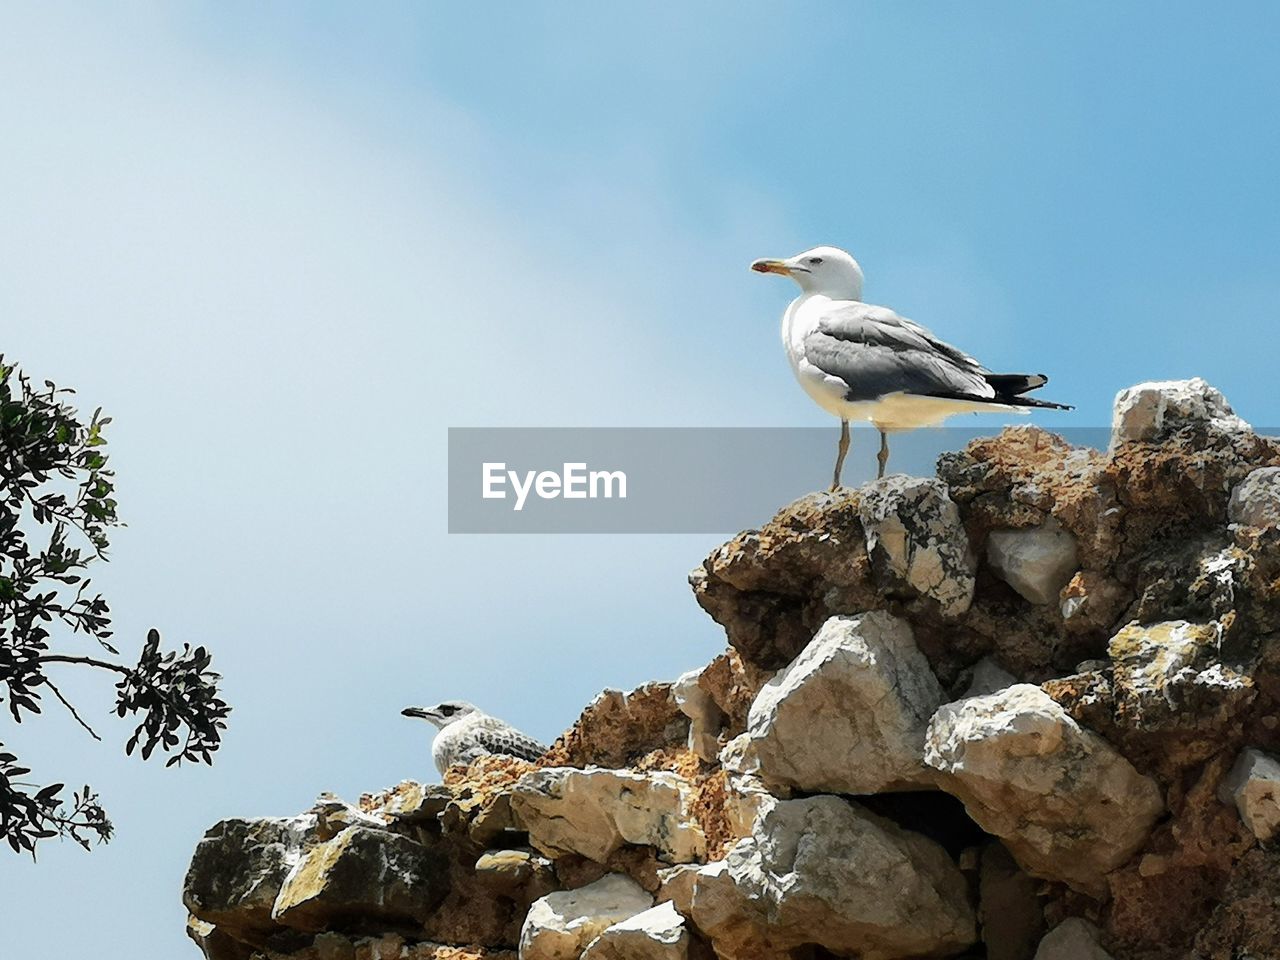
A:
[926,372,1073,410]
[984,372,1072,409]
[1002,393,1073,411]
[985,372,1049,397]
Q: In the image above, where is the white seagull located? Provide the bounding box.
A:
[402,701,547,776]
[751,246,1071,488]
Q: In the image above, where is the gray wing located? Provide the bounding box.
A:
[804,303,995,403]
[464,724,548,763]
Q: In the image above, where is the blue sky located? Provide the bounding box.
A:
[2,3,1278,956]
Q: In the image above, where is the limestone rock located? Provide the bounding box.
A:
[1110,378,1250,448]
[925,684,1164,895]
[986,518,1079,605]
[1033,918,1112,960]
[310,793,389,841]
[858,475,976,617]
[671,668,724,762]
[183,815,316,940]
[1229,466,1280,528]
[719,772,776,841]
[519,874,653,960]
[186,916,254,960]
[580,902,690,960]
[368,780,453,825]
[1108,620,1254,732]
[1059,571,1128,635]
[690,650,775,740]
[545,684,689,768]
[691,489,878,669]
[654,864,700,919]
[1218,747,1280,841]
[474,848,558,899]
[271,826,448,933]
[436,755,536,848]
[511,767,706,864]
[691,796,976,960]
[725,611,942,793]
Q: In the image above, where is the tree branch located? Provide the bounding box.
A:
[37,654,131,676]
[43,678,103,742]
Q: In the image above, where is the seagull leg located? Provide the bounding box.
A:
[831,419,850,491]
[877,430,890,479]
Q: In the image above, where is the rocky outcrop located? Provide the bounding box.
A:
[722,611,942,793]
[545,685,689,769]
[857,475,977,617]
[272,827,448,933]
[691,796,975,959]
[1110,377,1250,448]
[520,875,654,960]
[925,684,1164,896]
[184,816,317,944]
[183,379,1280,960]
[510,767,706,864]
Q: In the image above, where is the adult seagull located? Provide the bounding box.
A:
[751,246,1071,488]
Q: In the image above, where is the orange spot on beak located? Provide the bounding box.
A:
[751,258,791,276]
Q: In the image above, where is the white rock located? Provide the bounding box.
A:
[1110,378,1250,449]
[671,668,724,762]
[1218,747,1280,841]
[271,826,446,932]
[511,767,706,864]
[925,684,1164,896]
[726,612,942,793]
[520,874,654,960]
[986,519,1079,605]
[1033,918,1113,960]
[858,476,976,617]
[1229,466,1280,529]
[691,796,976,960]
[580,901,690,960]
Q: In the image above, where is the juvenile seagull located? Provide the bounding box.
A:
[752,246,1071,488]
[401,701,547,776]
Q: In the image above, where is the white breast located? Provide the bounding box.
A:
[782,294,863,418]
[432,717,479,775]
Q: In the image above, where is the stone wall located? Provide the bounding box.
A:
[183,379,1280,960]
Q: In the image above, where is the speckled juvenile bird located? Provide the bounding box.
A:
[401,700,547,776]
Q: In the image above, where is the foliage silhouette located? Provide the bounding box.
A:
[0,359,229,855]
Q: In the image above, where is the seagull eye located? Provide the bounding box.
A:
[807,257,823,266]
[440,705,456,716]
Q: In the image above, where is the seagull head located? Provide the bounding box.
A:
[401,700,478,729]
[751,246,864,299]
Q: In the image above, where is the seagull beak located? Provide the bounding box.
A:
[751,258,793,276]
[401,707,431,719]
